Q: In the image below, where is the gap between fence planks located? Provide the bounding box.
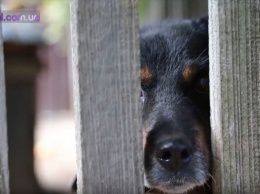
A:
[209,0,260,193]
[70,0,143,193]
[0,5,9,194]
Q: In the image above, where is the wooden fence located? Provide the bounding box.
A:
[70,0,143,193]
[0,0,260,193]
[209,0,260,193]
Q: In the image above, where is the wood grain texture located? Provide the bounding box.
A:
[209,0,260,193]
[70,0,143,193]
[0,11,9,194]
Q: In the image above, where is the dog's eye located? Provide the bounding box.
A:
[196,76,209,93]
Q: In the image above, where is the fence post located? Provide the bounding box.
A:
[209,0,260,193]
[0,12,9,194]
[70,0,143,193]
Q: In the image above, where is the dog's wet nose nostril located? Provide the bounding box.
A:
[155,140,192,171]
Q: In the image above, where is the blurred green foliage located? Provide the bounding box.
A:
[41,0,69,44]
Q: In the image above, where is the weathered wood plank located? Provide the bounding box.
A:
[209,0,260,193]
[0,10,9,194]
[70,0,143,194]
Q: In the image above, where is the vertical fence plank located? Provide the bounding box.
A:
[209,0,260,193]
[0,12,9,194]
[70,0,143,193]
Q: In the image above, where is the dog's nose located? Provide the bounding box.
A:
[155,140,192,171]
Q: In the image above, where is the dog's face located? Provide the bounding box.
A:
[141,18,211,193]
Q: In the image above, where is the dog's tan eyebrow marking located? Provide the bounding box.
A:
[141,66,153,86]
[182,64,197,83]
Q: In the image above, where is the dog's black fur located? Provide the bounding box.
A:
[73,16,211,194]
[141,17,211,194]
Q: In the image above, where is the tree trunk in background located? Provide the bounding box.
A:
[4,43,42,194]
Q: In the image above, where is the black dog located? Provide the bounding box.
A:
[73,16,211,194]
[141,16,211,194]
